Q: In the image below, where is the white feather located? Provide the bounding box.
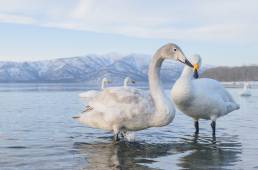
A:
[171,55,240,121]
[79,77,111,102]
[74,43,188,136]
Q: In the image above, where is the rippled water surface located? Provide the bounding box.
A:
[0,84,258,170]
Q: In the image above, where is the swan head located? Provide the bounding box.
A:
[125,77,135,84]
[102,77,112,84]
[124,77,135,87]
[159,43,193,68]
[190,54,202,79]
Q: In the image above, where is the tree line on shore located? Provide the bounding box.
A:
[201,65,258,82]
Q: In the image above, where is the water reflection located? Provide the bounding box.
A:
[74,133,242,170]
[0,86,250,170]
[176,134,242,169]
[74,141,174,170]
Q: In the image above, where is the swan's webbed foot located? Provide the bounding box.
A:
[194,120,199,134]
[211,121,216,136]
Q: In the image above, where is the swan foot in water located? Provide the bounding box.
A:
[113,127,121,142]
[114,133,120,142]
[119,129,136,142]
[113,129,127,142]
[194,120,199,134]
[120,128,128,138]
[211,121,216,136]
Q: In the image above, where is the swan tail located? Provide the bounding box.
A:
[73,105,94,120]
[235,103,240,110]
[227,102,240,113]
[82,105,94,112]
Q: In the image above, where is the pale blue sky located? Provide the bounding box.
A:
[0,0,257,66]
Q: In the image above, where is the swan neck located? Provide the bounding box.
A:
[123,79,128,88]
[148,56,163,96]
[148,53,174,126]
[101,80,105,89]
[180,66,194,80]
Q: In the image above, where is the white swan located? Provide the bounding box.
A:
[123,77,135,88]
[73,43,194,141]
[240,82,251,97]
[79,77,111,101]
[171,54,240,136]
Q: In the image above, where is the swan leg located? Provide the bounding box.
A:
[114,133,120,141]
[120,128,127,139]
[120,131,125,139]
[113,128,121,142]
[114,131,126,141]
[211,121,216,136]
[194,120,199,134]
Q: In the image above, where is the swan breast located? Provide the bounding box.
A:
[172,78,239,120]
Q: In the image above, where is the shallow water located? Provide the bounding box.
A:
[0,84,257,170]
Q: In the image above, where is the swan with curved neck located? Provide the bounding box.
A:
[74,43,193,141]
[123,77,135,88]
[79,77,111,100]
[171,54,240,136]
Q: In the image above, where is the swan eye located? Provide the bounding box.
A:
[173,48,177,52]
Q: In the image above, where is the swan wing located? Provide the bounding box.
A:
[193,78,240,112]
[194,79,233,102]
[78,87,155,130]
[88,87,154,114]
[79,90,98,98]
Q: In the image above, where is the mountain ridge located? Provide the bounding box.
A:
[0,54,188,84]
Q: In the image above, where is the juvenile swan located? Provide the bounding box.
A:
[171,55,240,136]
[79,77,111,100]
[123,77,135,88]
[74,43,193,141]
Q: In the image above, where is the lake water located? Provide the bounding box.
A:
[0,84,258,170]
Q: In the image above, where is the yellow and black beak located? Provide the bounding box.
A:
[193,64,199,79]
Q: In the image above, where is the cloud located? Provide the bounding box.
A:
[0,0,257,43]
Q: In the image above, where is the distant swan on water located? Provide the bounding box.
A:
[123,77,135,88]
[79,77,111,101]
[171,54,240,136]
[73,43,194,141]
[240,82,251,97]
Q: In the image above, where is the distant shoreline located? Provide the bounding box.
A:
[201,65,258,82]
[0,81,258,90]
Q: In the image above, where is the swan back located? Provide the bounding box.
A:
[77,87,156,131]
[79,90,98,98]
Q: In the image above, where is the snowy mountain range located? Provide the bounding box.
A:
[0,53,192,85]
